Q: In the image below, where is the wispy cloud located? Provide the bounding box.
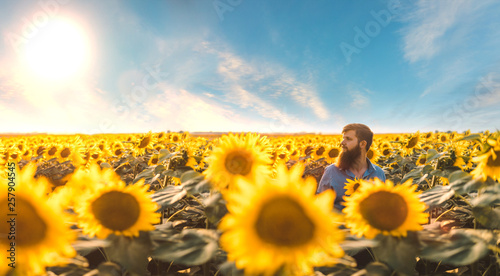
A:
[145,86,295,132]
[472,72,500,108]
[402,0,472,63]
[401,0,496,63]
[349,89,370,109]
[205,42,331,121]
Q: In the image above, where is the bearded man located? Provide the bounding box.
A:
[316,123,386,211]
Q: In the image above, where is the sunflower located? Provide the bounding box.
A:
[380,146,393,157]
[44,143,60,160]
[111,141,127,158]
[311,143,327,160]
[471,143,500,181]
[401,132,421,156]
[203,133,271,191]
[73,165,160,239]
[0,164,76,276]
[5,146,22,163]
[134,131,157,156]
[169,132,182,143]
[366,147,381,163]
[344,178,363,196]
[416,153,427,166]
[343,178,428,239]
[55,143,83,164]
[424,131,434,140]
[219,164,345,276]
[325,146,341,164]
[438,133,450,144]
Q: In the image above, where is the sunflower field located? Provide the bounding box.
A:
[1,130,499,276]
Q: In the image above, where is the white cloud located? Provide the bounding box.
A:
[144,86,299,132]
[471,72,500,108]
[207,43,331,121]
[401,0,494,63]
[349,90,369,108]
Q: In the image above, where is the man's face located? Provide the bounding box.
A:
[341,130,359,152]
[337,130,363,170]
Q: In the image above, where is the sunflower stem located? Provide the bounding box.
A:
[166,206,187,222]
[430,159,439,188]
[98,247,110,262]
[166,261,174,275]
[433,209,453,222]
[433,261,442,273]
[189,194,205,207]
[456,194,472,208]
[471,262,478,276]
[203,263,209,276]
[481,263,493,276]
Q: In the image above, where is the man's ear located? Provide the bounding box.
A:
[360,140,367,149]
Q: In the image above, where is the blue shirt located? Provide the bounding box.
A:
[316,158,386,210]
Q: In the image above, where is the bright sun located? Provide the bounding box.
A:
[24,18,90,81]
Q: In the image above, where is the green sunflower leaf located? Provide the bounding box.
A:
[152,229,219,266]
[105,231,153,275]
[372,233,419,276]
[472,206,500,229]
[151,185,187,210]
[419,229,494,266]
[419,185,455,208]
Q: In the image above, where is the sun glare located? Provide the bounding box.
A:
[24,18,90,81]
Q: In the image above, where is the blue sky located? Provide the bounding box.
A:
[1,0,499,134]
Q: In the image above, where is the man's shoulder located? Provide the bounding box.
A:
[324,163,341,172]
[369,162,386,179]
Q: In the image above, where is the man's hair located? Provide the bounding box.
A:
[342,123,373,151]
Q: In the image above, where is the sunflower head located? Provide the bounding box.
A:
[0,164,76,276]
[219,164,345,275]
[344,178,363,196]
[416,154,427,166]
[343,178,428,239]
[73,166,161,239]
[203,133,271,191]
[471,143,500,181]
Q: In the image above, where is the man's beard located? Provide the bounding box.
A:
[337,143,362,170]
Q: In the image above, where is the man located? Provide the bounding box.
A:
[316,123,386,210]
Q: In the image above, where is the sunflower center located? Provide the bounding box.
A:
[316,147,325,156]
[305,146,313,156]
[139,137,151,148]
[418,157,426,165]
[172,136,179,142]
[487,150,500,167]
[224,150,253,176]
[115,148,123,156]
[328,148,340,158]
[48,146,57,156]
[406,137,418,149]
[36,146,45,156]
[91,191,140,231]
[359,191,408,231]
[353,183,360,192]
[0,197,47,246]
[255,196,315,247]
[382,148,391,156]
[367,149,374,159]
[150,156,159,165]
[61,148,71,158]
